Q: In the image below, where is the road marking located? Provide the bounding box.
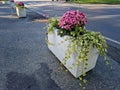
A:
[89,15,120,19]
[25,5,49,18]
[105,36,120,45]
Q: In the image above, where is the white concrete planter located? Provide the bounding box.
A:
[16,7,26,18]
[2,1,10,4]
[48,30,99,78]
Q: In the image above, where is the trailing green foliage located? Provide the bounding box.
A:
[15,5,25,9]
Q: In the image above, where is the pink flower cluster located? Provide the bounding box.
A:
[16,2,24,6]
[59,10,87,30]
[10,0,14,2]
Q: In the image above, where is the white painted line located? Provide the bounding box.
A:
[25,5,49,18]
[105,36,120,45]
[89,15,120,19]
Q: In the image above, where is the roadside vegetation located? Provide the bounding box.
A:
[68,0,120,4]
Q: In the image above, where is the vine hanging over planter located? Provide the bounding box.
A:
[47,10,109,87]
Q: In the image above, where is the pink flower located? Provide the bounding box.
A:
[59,10,87,30]
[10,0,14,2]
[16,2,24,6]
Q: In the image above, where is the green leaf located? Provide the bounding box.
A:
[83,79,87,83]
[79,77,83,80]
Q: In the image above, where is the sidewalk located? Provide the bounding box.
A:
[0,2,120,90]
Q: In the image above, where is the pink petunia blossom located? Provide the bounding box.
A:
[16,2,24,6]
[10,0,14,2]
[59,10,87,30]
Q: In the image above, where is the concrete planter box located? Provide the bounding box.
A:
[2,1,10,4]
[48,29,99,78]
[16,7,26,18]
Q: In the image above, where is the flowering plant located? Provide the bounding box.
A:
[15,2,25,8]
[59,10,87,30]
[56,10,88,37]
[47,10,109,87]
[10,0,14,2]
